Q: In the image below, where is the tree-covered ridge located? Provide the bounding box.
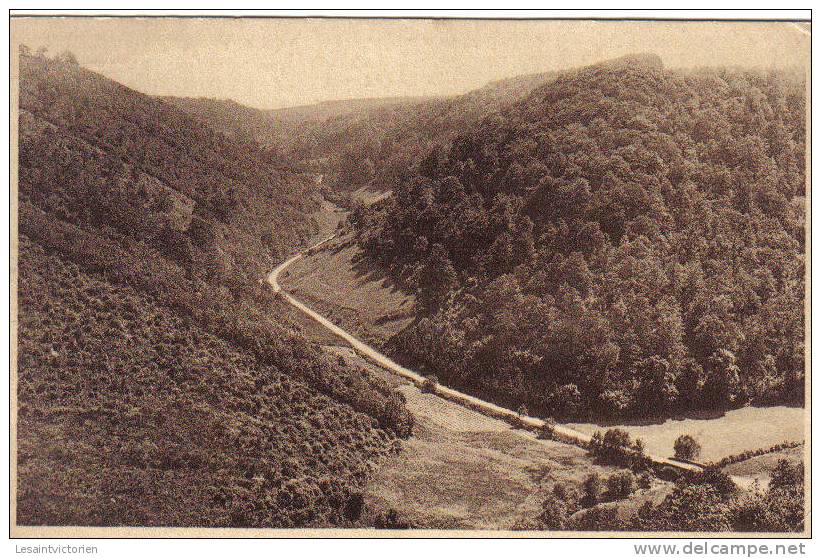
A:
[162,95,432,154]
[296,69,562,194]
[19,52,319,277]
[353,56,806,419]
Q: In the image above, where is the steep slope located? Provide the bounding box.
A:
[20,53,321,276]
[15,52,412,527]
[352,54,806,420]
[157,97,292,150]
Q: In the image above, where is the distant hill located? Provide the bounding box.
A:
[16,52,412,527]
[269,95,435,123]
[162,95,433,159]
[166,69,562,194]
[298,69,563,194]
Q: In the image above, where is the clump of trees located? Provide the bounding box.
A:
[354,58,806,421]
[674,435,702,461]
[710,441,803,468]
[588,428,649,470]
[531,457,804,533]
[583,470,638,506]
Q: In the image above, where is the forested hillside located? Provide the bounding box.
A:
[290,69,561,193]
[16,51,412,527]
[351,54,806,420]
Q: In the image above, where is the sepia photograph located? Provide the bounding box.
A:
[8,9,811,541]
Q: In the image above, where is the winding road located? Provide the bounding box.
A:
[268,237,704,475]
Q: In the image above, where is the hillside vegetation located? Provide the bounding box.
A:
[351,54,806,420]
[16,51,412,527]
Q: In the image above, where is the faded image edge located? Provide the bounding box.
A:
[9,16,811,537]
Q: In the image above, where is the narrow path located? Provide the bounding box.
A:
[268,240,704,475]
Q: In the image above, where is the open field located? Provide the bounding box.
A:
[280,234,416,347]
[325,346,637,529]
[569,406,805,463]
[266,202,356,346]
[722,445,805,490]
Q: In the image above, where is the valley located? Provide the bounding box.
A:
[14,41,807,534]
[279,206,806,468]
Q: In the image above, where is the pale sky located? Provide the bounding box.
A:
[11,18,810,110]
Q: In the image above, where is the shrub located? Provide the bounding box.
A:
[380,397,414,439]
[375,508,411,529]
[674,434,702,461]
[770,459,803,491]
[342,493,364,522]
[421,374,438,394]
[606,471,636,500]
[536,495,570,530]
[538,417,556,439]
[589,431,603,450]
[638,472,653,489]
[569,505,625,531]
[552,482,579,507]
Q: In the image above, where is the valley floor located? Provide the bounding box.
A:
[328,346,631,530]
[280,233,415,347]
[568,405,805,464]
